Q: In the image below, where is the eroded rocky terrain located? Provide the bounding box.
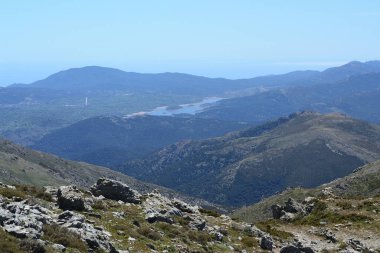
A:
[1,178,379,253]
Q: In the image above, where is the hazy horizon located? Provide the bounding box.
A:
[3,59,379,87]
[1,0,379,85]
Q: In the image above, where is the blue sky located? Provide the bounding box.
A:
[1,0,380,85]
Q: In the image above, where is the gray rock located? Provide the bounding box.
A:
[56,210,116,252]
[280,245,302,253]
[280,211,297,222]
[243,225,265,237]
[43,186,59,201]
[57,185,86,211]
[272,198,314,221]
[172,198,198,213]
[0,182,16,189]
[0,208,13,224]
[271,204,283,219]
[189,218,206,231]
[0,201,53,239]
[280,245,315,253]
[260,235,274,250]
[213,231,224,241]
[347,238,369,252]
[90,178,141,204]
[145,212,174,224]
[319,228,337,243]
[51,243,66,252]
[284,198,304,213]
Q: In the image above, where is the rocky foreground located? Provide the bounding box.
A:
[0,179,379,253]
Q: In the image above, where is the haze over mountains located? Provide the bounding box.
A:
[1,60,380,208]
[199,72,380,124]
[1,60,380,252]
[1,60,380,147]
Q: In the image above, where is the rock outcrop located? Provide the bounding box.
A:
[271,197,315,221]
[56,210,117,252]
[142,190,207,231]
[0,200,53,239]
[90,178,142,204]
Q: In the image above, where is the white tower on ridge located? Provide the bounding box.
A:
[85,97,88,106]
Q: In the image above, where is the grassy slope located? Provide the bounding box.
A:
[232,159,380,223]
[0,138,218,208]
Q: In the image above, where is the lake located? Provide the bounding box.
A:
[126,97,223,118]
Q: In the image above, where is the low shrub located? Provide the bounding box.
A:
[241,236,256,247]
[0,187,26,199]
[42,224,88,252]
[16,185,53,202]
[187,230,212,244]
[137,226,162,241]
[0,229,24,253]
[199,208,221,217]
[256,223,293,239]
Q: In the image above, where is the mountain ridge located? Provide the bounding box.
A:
[32,115,249,167]
[118,112,380,207]
[0,138,218,208]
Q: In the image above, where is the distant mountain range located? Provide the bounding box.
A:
[198,72,380,124]
[9,60,380,94]
[119,112,380,207]
[2,60,380,147]
[32,115,249,167]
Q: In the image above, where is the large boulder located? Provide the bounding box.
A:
[90,178,141,204]
[57,185,86,211]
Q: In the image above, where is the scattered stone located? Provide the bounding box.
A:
[172,198,198,213]
[90,178,142,204]
[347,238,370,252]
[243,224,265,237]
[146,243,155,250]
[51,243,66,252]
[260,235,274,250]
[145,212,174,224]
[280,245,315,253]
[189,218,206,231]
[0,182,16,189]
[213,231,224,241]
[318,228,337,243]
